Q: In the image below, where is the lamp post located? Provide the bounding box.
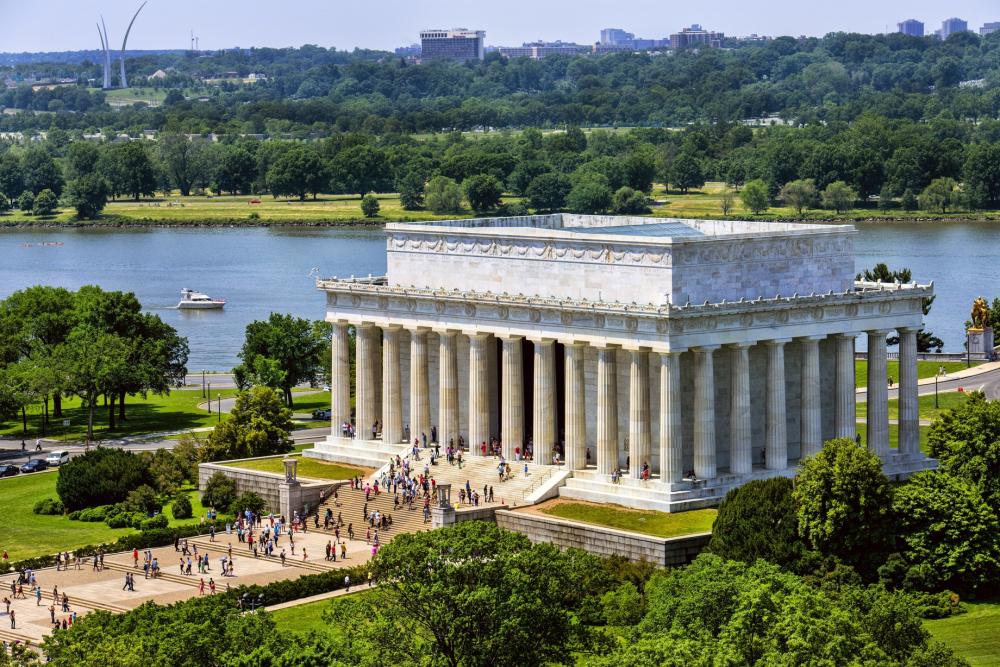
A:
[202,370,206,398]
[217,394,221,422]
[935,371,939,409]
[207,382,212,413]
[968,331,972,369]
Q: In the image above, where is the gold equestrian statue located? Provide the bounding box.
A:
[971,297,991,331]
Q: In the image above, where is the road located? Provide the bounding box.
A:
[856,361,1000,402]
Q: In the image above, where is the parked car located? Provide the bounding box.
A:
[20,459,48,473]
[45,450,70,466]
[0,464,19,477]
[312,408,332,420]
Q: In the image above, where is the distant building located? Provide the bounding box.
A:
[498,41,590,60]
[419,29,485,61]
[670,24,724,49]
[600,28,634,45]
[897,19,924,37]
[940,17,969,39]
[981,22,1000,36]
[394,43,421,58]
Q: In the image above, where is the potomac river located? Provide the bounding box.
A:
[0,222,996,370]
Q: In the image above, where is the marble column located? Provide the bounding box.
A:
[468,332,491,455]
[437,331,459,448]
[355,324,378,440]
[532,339,556,465]
[898,327,920,458]
[693,346,718,480]
[799,336,824,459]
[729,343,753,475]
[564,342,587,470]
[867,330,891,459]
[330,322,351,435]
[596,345,619,476]
[765,339,789,470]
[381,326,403,445]
[628,348,651,479]
[834,333,857,439]
[658,351,684,485]
[409,328,431,446]
[501,336,524,460]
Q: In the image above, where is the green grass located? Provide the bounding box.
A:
[855,361,972,390]
[269,598,336,634]
[854,422,931,454]
[222,454,363,480]
[288,392,331,414]
[0,389,238,442]
[0,473,216,560]
[539,502,716,538]
[856,391,971,421]
[926,601,1000,666]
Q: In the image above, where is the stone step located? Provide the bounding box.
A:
[38,589,129,614]
[559,481,726,513]
[305,436,409,470]
[562,475,721,502]
[103,559,199,588]
[0,626,35,645]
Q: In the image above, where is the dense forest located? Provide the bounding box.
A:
[3,31,1000,134]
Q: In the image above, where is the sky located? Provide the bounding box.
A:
[1,0,998,53]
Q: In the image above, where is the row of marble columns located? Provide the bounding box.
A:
[330,322,922,482]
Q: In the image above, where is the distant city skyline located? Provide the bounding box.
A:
[1,0,997,53]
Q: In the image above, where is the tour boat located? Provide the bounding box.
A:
[177,289,226,310]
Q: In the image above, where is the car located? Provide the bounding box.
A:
[45,451,70,466]
[20,459,48,473]
[312,408,332,420]
[0,464,19,477]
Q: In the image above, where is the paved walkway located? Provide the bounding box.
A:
[0,528,374,644]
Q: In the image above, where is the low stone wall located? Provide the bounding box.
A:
[495,510,710,566]
[198,459,336,516]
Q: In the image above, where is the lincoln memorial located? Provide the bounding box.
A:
[305,214,935,511]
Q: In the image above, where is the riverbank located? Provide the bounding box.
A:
[4,185,1000,228]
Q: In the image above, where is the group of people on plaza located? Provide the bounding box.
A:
[3,568,75,632]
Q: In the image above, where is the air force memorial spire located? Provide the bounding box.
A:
[96,2,147,90]
[307,214,936,512]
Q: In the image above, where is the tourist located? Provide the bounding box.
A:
[344,574,350,592]
[198,578,205,595]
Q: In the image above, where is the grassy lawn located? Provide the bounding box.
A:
[289,392,331,414]
[0,389,238,442]
[270,590,374,634]
[926,601,1000,666]
[855,360,972,389]
[856,391,970,421]
[538,501,716,538]
[0,472,214,560]
[854,422,931,454]
[222,454,363,481]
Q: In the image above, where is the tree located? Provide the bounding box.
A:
[201,470,237,510]
[56,448,151,511]
[611,186,649,214]
[22,146,64,196]
[17,190,34,212]
[157,134,207,196]
[397,172,425,210]
[708,477,809,571]
[821,180,857,213]
[105,141,156,200]
[235,313,324,407]
[463,173,503,213]
[171,494,192,519]
[720,189,735,216]
[32,188,58,216]
[928,391,1000,513]
[887,470,1000,594]
[364,521,592,666]
[526,172,572,212]
[919,177,958,214]
[229,491,267,516]
[900,188,918,211]
[213,146,256,195]
[66,174,108,219]
[424,175,464,214]
[267,145,327,200]
[57,327,130,442]
[334,144,391,196]
[668,152,705,193]
[794,438,896,578]
[360,193,380,218]
[963,143,1000,207]
[740,179,770,214]
[0,153,24,199]
[200,386,293,461]
[566,174,612,213]
[0,192,9,214]
[779,179,817,215]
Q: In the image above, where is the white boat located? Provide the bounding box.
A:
[177,289,226,310]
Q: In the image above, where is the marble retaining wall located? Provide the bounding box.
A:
[494,509,710,566]
[197,460,335,516]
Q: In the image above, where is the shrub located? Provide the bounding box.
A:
[32,188,59,215]
[202,471,237,510]
[56,447,152,512]
[16,190,34,212]
[125,484,161,515]
[611,186,650,214]
[141,514,169,531]
[360,193,380,218]
[495,202,528,217]
[600,582,645,626]
[248,211,260,220]
[77,505,110,522]
[32,497,64,515]
[171,494,193,520]
[229,491,267,516]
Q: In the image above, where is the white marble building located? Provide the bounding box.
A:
[305,215,935,511]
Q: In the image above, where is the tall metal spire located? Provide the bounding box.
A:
[119,1,147,89]
[99,17,112,89]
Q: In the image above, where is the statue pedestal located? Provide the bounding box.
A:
[967,328,994,360]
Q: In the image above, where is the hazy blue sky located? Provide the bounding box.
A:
[2,0,998,52]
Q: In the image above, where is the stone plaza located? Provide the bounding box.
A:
[306,214,936,511]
